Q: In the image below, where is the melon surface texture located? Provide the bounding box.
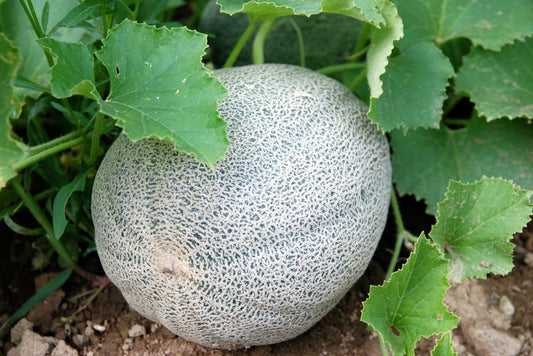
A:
[91,64,391,349]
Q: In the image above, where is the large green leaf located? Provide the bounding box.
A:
[217,0,386,24]
[0,0,90,106]
[368,41,453,131]
[361,234,459,356]
[455,37,533,121]
[0,34,27,189]
[390,116,533,214]
[95,20,229,167]
[36,38,98,99]
[394,0,533,51]
[430,178,533,283]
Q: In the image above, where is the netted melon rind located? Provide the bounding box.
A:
[92,64,391,349]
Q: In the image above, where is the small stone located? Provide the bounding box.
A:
[128,324,146,338]
[524,252,533,267]
[150,323,160,333]
[499,295,515,316]
[10,318,34,345]
[72,334,89,348]
[9,329,53,356]
[83,326,94,337]
[51,340,78,356]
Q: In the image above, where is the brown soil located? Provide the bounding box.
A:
[2,212,533,356]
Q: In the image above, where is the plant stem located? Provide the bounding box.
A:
[9,179,82,274]
[252,18,275,64]
[317,62,366,75]
[386,188,406,279]
[89,113,104,164]
[99,0,109,37]
[223,21,258,68]
[288,18,305,67]
[348,69,367,91]
[18,0,54,66]
[27,131,81,155]
[13,136,85,172]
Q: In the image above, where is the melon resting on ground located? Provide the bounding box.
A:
[91,64,392,349]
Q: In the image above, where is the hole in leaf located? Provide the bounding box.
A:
[390,325,401,336]
[115,67,120,75]
[438,314,443,320]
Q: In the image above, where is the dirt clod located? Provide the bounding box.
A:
[51,340,79,356]
[10,318,33,345]
[128,324,146,338]
[7,329,54,356]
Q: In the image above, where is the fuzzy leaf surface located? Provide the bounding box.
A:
[36,38,97,100]
[455,37,533,121]
[390,116,533,214]
[430,178,533,283]
[361,234,458,355]
[368,41,453,131]
[394,0,533,51]
[431,332,457,356]
[95,20,229,166]
[0,34,27,189]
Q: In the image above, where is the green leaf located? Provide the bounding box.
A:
[431,332,457,356]
[368,42,454,131]
[390,116,533,214]
[361,234,459,356]
[36,38,98,100]
[0,0,94,109]
[0,34,27,189]
[52,170,89,240]
[0,268,72,333]
[217,0,386,24]
[95,20,229,166]
[455,37,533,121]
[366,0,403,103]
[394,0,533,51]
[430,178,533,283]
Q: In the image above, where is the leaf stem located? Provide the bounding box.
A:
[99,0,109,37]
[252,18,275,65]
[9,179,82,274]
[18,0,54,66]
[13,136,85,172]
[386,188,418,279]
[348,69,367,91]
[27,131,81,155]
[386,188,406,279]
[317,62,366,75]
[89,113,104,164]
[288,18,305,67]
[223,20,258,68]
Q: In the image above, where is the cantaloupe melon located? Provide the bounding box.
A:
[199,0,362,69]
[91,64,391,349]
